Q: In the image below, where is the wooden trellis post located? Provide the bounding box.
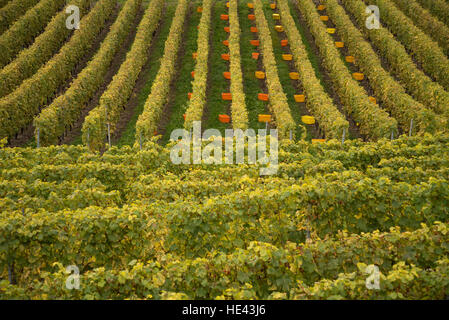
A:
[36,127,40,148]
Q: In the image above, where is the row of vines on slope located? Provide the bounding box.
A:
[0,0,66,68]
[253,0,296,139]
[390,0,449,56]
[367,0,449,91]
[278,0,348,140]
[81,0,164,151]
[34,0,142,146]
[228,0,249,130]
[135,0,189,143]
[183,0,213,130]
[0,0,91,98]
[296,0,397,139]
[415,0,449,27]
[340,0,449,119]
[0,0,116,141]
[321,0,440,134]
[0,0,40,34]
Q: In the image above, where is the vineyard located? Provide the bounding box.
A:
[0,0,448,300]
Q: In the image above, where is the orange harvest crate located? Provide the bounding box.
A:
[250,40,260,46]
[369,96,377,104]
[294,94,306,103]
[281,39,288,46]
[258,93,269,101]
[289,72,300,80]
[248,3,254,9]
[252,52,259,59]
[223,72,231,79]
[282,54,293,61]
[270,3,276,9]
[248,14,255,20]
[317,4,326,11]
[183,114,186,120]
[222,93,232,100]
[353,72,364,81]
[221,14,229,20]
[258,114,271,122]
[219,114,231,123]
[335,41,344,48]
[251,26,258,33]
[224,27,230,33]
[312,139,326,144]
[192,52,197,59]
[221,53,230,61]
[191,71,195,78]
[197,7,203,13]
[255,71,265,79]
[345,55,355,63]
[320,16,329,21]
[223,40,229,46]
[188,93,192,100]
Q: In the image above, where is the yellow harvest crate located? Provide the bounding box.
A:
[353,72,364,81]
[294,94,305,103]
[320,16,329,21]
[302,115,315,124]
[326,28,336,34]
[273,13,280,20]
[275,25,284,32]
[258,114,272,122]
[345,55,355,63]
[248,3,254,9]
[289,72,299,80]
[226,2,229,8]
[270,3,276,9]
[282,54,293,61]
[255,71,265,79]
[369,96,377,104]
[317,4,326,11]
[335,41,344,48]
[312,139,326,144]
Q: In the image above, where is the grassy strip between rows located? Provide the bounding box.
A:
[202,0,231,133]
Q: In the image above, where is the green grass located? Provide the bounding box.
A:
[262,2,308,140]
[239,1,268,131]
[202,0,232,133]
[160,1,201,144]
[116,3,177,147]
